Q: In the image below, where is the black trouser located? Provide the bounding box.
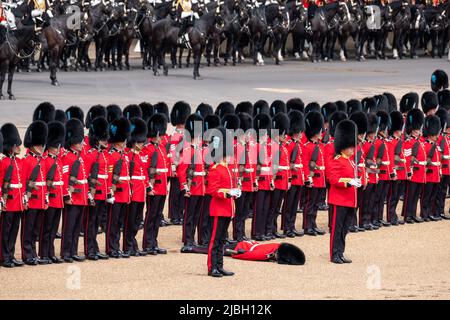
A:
[283,185,302,232]
[252,190,271,237]
[436,175,450,216]
[374,180,389,222]
[84,200,106,256]
[329,204,354,260]
[267,189,286,235]
[40,207,62,259]
[386,180,401,223]
[303,187,325,230]
[361,183,376,226]
[122,201,144,253]
[182,195,204,246]
[21,209,45,261]
[207,216,231,272]
[402,181,424,219]
[233,191,252,240]
[318,183,328,209]
[143,195,166,249]
[200,195,213,245]
[106,202,127,254]
[420,182,439,219]
[168,177,184,222]
[61,205,84,258]
[0,212,21,262]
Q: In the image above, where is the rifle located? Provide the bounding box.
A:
[147,147,159,193]
[25,157,42,209]
[185,147,196,196]
[87,148,102,206]
[66,159,81,203]
[237,142,247,189]
[1,153,15,211]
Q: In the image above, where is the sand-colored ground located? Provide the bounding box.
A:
[0,204,449,300]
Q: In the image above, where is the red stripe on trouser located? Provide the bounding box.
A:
[329,204,337,261]
[207,216,219,273]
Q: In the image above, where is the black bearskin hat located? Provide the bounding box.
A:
[196,103,214,119]
[65,119,84,149]
[47,121,66,149]
[123,104,142,119]
[55,109,67,124]
[147,114,168,138]
[335,100,348,114]
[423,115,441,137]
[1,123,22,153]
[431,69,448,92]
[153,102,169,121]
[89,116,109,147]
[438,89,450,110]
[329,111,348,137]
[400,92,419,114]
[421,91,439,114]
[216,101,235,119]
[276,243,306,265]
[210,126,232,160]
[171,101,191,126]
[128,117,148,146]
[305,102,320,114]
[376,110,390,133]
[253,100,270,116]
[253,113,272,139]
[185,113,203,140]
[383,92,398,113]
[221,114,240,130]
[204,114,221,132]
[347,99,362,115]
[374,95,389,113]
[270,100,287,117]
[349,111,368,136]
[304,111,324,139]
[321,102,337,123]
[24,121,48,148]
[237,112,252,132]
[367,113,379,135]
[272,113,290,136]
[286,98,304,113]
[106,104,123,123]
[288,110,304,135]
[139,102,154,122]
[435,108,449,130]
[334,120,357,155]
[108,117,131,143]
[66,106,84,125]
[33,102,56,123]
[405,109,424,134]
[0,131,3,153]
[361,97,377,114]
[388,111,404,136]
[235,101,253,116]
[85,104,107,129]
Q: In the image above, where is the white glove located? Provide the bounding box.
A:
[31,9,43,18]
[106,196,115,204]
[348,178,362,188]
[228,188,241,198]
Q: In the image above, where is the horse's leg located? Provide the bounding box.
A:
[193,45,203,80]
[153,44,161,76]
[49,46,60,86]
[0,62,7,99]
[213,37,220,66]
[7,62,16,100]
[186,49,191,68]
[178,47,184,68]
[205,39,212,67]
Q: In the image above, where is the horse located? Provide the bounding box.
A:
[247,4,268,65]
[85,2,110,71]
[134,1,156,69]
[285,0,309,60]
[408,4,426,59]
[264,1,289,64]
[373,3,394,60]
[390,0,411,59]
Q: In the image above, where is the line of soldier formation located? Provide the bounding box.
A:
[1,0,450,87]
[0,68,449,269]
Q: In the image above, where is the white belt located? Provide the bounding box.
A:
[260,167,271,172]
[193,172,206,176]
[76,179,88,184]
[244,168,254,173]
[358,164,366,168]
[34,182,46,187]
[416,161,427,166]
[232,169,239,173]
[294,164,303,169]
[131,176,146,180]
[119,176,130,181]
[156,168,168,173]
[381,161,390,166]
[430,162,441,166]
[97,174,108,179]
[443,155,450,160]
[10,183,22,189]
[278,166,290,171]
[52,181,64,186]
[316,166,325,171]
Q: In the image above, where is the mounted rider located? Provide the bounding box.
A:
[175,0,200,46]
[28,0,54,31]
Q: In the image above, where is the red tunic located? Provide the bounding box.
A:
[362,140,378,185]
[374,138,393,181]
[439,134,450,176]
[208,163,235,217]
[302,141,326,188]
[62,149,89,206]
[177,144,205,196]
[328,155,358,208]
[235,141,257,192]
[167,129,185,177]
[127,149,149,202]
[232,240,281,261]
[423,139,441,183]
[287,139,304,186]
[0,156,25,212]
[144,142,169,196]
[256,141,274,191]
[387,137,406,181]
[323,137,335,180]
[43,153,64,209]
[404,136,427,184]
[273,141,291,190]
[22,151,47,210]
[106,148,131,204]
[84,148,109,201]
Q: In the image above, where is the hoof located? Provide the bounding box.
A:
[126,65,130,70]
[163,70,168,76]
[8,94,15,100]
[0,95,5,100]
[52,80,60,86]
[153,71,160,76]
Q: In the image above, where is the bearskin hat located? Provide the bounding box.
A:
[431,69,448,92]
[361,97,377,114]
[33,102,56,123]
[272,113,290,136]
[347,99,362,115]
[108,117,131,143]
[147,113,168,138]
[204,114,221,133]
[367,113,379,135]
[221,114,240,130]
[253,113,272,139]
[47,121,66,149]
[106,104,123,123]
[349,111,368,135]
[123,104,142,119]
[286,98,304,113]
[65,118,84,149]
[210,126,232,160]
[374,95,389,113]
[276,243,305,265]
[216,101,235,119]
[253,100,270,116]
[435,108,449,130]
[55,109,67,124]
[400,92,419,114]
[0,131,3,154]
[235,101,253,115]
[66,106,84,125]
[196,103,214,119]
[304,111,324,139]
[329,111,348,137]
[270,100,287,117]
[334,120,357,155]
[383,92,398,113]
[1,123,22,153]
[85,104,107,129]
[24,121,48,149]
[128,117,148,146]
[438,89,450,111]
[185,113,203,140]
[405,108,425,134]
[153,102,169,121]
[376,110,390,133]
[89,116,109,147]
[288,110,304,135]
[421,91,439,114]
[139,102,154,122]
[237,112,252,132]
[171,101,191,126]
[335,100,348,114]
[321,102,337,122]
[423,115,441,137]
[305,102,321,114]
[388,111,404,136]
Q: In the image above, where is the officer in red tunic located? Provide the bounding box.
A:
[61,119,88,263]
[402,109,426,223]
[328,120,360,264]
[40,121,65,264]
[0,124,25,268]
[435,108,450,220]
[143,114,169,255]
[105,117,131,258]
[83,117,110,261]
[21,121,49,265]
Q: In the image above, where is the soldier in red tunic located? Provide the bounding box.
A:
[328,120,360,264]
[0,124,25,268]
[435,108,450,220]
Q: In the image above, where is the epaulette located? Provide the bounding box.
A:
[334,155,341,160]
[212,163,219,169]
[109,149,115,155]
[0,154,5,160]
